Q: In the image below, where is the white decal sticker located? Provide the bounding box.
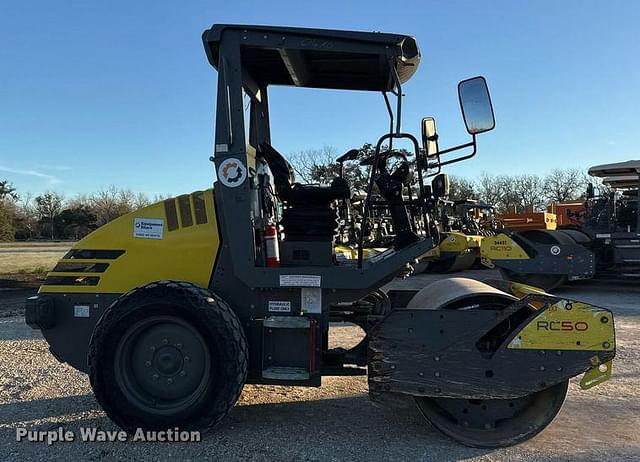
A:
[301,288,321,314]
[133,218,164,239]
[74,305,90,318]
[550,245,561,256]
[268,301,291,313]
[215,143,229,153]
[218,157,246,188]
[279,275,321,287]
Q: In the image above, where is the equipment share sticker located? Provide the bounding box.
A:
[133,218,164,239]
[218,158,247,187]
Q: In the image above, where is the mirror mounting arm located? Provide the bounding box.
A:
[428,135,477,170]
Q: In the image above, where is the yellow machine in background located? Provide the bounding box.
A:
[420,199,497,273]
[481,232,530,266]
[424,231,483,273]
[334,244,387,261]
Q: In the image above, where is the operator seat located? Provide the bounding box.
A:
[258,142,351,244]
[257,142,351,205]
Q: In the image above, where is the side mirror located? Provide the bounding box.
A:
[458,76,495,135]
[421,117,439,158]
[431,173,449,199]
[586,183,595,199]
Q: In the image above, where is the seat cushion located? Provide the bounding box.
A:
[286,179,350,205]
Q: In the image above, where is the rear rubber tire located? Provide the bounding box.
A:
[88,280,248,433]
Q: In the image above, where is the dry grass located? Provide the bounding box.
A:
[0,252,65,274]
[0,242,73,248]
[0,242,74,274]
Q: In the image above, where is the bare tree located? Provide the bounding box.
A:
[152,193,169,202]
[477,173,546,213]
[88,187,152,226]
[513,174,546,212]
[35,192,64,239]
[66,193,91,210]
[90,186,136,226]
[498,176,521,213]
[476,173,505,209]
[133,191,152,209]
[544,168,587,203]
[288,146,337,184]
[448,175,477,201]
[14,193,37,240]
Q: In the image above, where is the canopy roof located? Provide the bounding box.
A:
[602,175,639,189]
[588,160,640,177]
[203,24,420,91]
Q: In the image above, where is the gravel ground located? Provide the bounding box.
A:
[0,271,638,461]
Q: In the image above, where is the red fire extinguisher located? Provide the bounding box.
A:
[264,223,280,267]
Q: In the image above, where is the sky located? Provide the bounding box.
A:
[0,1,638,198]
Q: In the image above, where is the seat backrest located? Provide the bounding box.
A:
[257,142,296,197]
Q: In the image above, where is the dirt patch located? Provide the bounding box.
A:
[0,274,42,318]
[0,272,638,460]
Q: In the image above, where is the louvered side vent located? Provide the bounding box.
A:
[43,276,100,286]
[164,192,208,232]
[164,198,179,231]
[178,195,193,227]
[192,191,208,224]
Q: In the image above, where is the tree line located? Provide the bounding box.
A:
[0,144,599,242]
[0,182,160,241]
[289,144,596,213]
[447,169,593,213]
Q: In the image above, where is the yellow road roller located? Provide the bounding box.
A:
[25,24,616,448]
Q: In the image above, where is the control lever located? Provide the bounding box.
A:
[374,158,418,249]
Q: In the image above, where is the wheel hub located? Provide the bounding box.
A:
[115,316,211,412]
[153,346,184,376]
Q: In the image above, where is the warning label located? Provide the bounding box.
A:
[279,275,321,287]
[268,301,291,313]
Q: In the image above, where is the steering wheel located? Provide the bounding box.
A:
[361,150,414,186]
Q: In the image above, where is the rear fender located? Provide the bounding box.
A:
[481,232,595,277]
